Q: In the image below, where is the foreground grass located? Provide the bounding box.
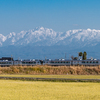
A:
[0,74,100,79]
[0,80,100,100]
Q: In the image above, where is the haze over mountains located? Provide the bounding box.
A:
[0,27,100,59]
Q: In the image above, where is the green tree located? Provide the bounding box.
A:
[82,51,87,60]
[79,52,83,59]
[74,57,78,60]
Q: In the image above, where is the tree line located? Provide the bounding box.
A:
[71,51,87,60]
[79,51,87,60]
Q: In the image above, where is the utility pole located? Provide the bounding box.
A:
[69,54,70,60]
[65,53,66,60]
[45,57,46,60]
[11,55,12,61]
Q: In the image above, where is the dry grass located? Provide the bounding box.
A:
[0,80,100,100]
[0,65,100,75]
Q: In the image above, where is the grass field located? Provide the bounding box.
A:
[0,80,100,100]
[1,65,100,75]
[0,74,100,79]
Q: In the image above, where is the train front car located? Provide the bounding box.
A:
[0,60,13,67]
[0,57,14,67]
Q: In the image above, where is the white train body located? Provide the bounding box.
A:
[44,59,71,66]
[72,59,99,66]
[0,57,100,66]
[14,59,40,66]
[43,59,100,66]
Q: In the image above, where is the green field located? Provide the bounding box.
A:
[0,80,100,100]
[0,75,100,79]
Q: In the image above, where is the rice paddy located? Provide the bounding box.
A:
[0,67,100,100]
[0,80,100,100]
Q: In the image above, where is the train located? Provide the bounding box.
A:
[0,57,99,66]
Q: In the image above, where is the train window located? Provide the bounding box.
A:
[96,61,98,63]
[22,62,25,64]
[0,62,12,64]
[8,62,11,64]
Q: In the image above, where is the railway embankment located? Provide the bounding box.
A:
[1,76,100,82]
[0,65,100,75]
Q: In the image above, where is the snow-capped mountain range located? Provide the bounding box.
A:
[0,27,100,59]
[0,27,100,47]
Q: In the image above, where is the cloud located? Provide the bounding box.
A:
[73,24,78,26]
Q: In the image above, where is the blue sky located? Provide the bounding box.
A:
[0,0,100,35]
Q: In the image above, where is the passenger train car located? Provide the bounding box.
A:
[14,59,41,66]
[43,58,100,66]
[43,59,71,66]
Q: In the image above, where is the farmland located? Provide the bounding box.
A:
[0,66,100,100]
[0,80,100,100]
